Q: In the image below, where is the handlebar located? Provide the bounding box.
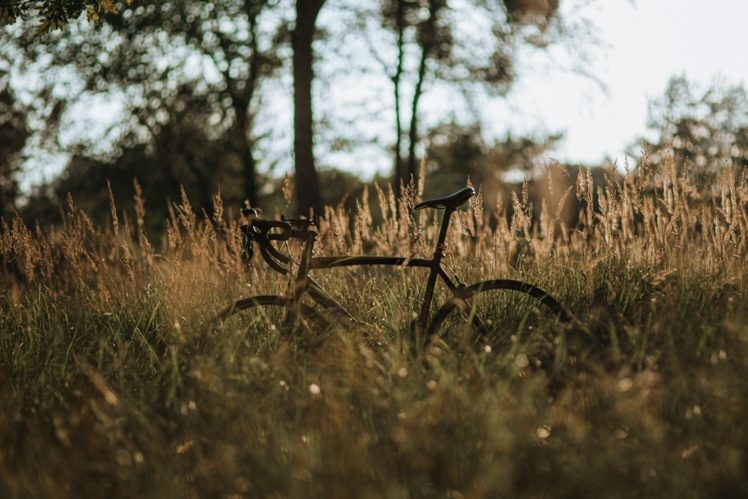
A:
[240,209,318,275]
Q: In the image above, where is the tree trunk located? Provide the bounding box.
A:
[407,46,428,187]
[292,0,325,216]
[392,0,406,204]
[238,5,262,208]
[230,106,258,207]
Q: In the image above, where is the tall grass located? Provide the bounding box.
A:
[1,159,747,498]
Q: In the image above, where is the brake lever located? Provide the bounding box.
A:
[240,223,254,263]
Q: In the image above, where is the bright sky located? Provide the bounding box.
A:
[511,0,748,166]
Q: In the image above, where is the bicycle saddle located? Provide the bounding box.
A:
[412,187,475,211]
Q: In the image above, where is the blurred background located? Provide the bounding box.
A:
[2,0,747,231]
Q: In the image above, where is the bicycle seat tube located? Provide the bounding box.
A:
[416,205,456,331]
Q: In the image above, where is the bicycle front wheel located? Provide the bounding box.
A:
[213,295,330,345]
[428,279,571,351]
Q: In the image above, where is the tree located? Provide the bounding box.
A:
[368,0,583,202]
[2,0,283,219]
[0,70,29,220]
[3,0,331,217]
[424,120,561,205]
[374,0,462,201]
[3,0,599,222]
[639,75,748,185]
[292,0,325,216]
[83,0,279,208]
[0,0,130,30]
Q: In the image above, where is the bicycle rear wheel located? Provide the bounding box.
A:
[428,279,571,352]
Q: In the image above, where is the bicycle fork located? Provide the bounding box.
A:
[281,231,355,332]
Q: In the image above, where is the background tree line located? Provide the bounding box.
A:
[0,0,589,226]
[1,0,747,230]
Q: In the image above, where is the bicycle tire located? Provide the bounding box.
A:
[214,295,331,338]
[427,279,571,348]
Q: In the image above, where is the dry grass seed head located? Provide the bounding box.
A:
[282,173,293,208]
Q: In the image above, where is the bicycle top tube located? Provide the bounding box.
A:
[309,255,437,271]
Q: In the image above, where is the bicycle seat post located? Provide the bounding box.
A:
[432,206,457,261]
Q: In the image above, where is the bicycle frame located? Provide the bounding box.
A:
[220,187,571,343]
[281,204,478,337]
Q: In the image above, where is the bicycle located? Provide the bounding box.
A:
[213,186,572,350]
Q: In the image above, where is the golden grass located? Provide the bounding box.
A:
[1,157,747,497]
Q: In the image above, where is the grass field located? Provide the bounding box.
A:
[1,159,747,498]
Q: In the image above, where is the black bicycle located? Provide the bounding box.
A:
[214,187,571,349]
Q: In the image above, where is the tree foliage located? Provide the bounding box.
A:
[424,120,561,207]
[367,0,580,199]
[640,75,748,184]
[3,0,288,224]
[0,0,130,30]
[0,67,29,220]
[1,0,599,224]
